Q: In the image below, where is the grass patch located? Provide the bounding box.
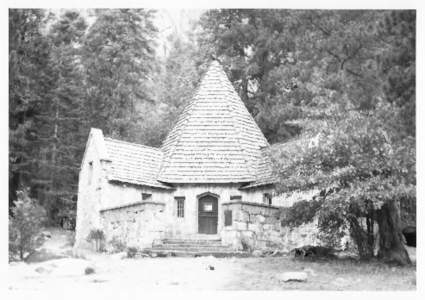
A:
[226,256,415,290]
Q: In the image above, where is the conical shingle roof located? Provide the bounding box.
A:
[158,60,273,184]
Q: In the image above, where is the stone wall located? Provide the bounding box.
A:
[76,175,276,250]
[100,201,168,249]
[221,201,321,252]
[75,134,108,249]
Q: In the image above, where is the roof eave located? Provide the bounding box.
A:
[239,181,277,190]
[108,178,175,190]
[157,179,255,185]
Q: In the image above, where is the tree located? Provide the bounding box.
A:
[82,9,158,141]
[9,188,47,261]
[271,10,415,265]
[198,9,415,264]
[275,106,414,263]
[141,34,205,147]
[34,10,88,225]
[198,9,305,143]
[9,9,52,210]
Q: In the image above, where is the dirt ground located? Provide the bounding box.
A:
[8,228,416,291]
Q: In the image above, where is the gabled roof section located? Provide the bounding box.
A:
[158,60,273,184]
[240,146,278,189]
[103,137,172,189]
[80,128,111,170]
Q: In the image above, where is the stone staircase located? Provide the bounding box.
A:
[150,236,247,257]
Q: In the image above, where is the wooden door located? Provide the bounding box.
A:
[198,195,218,234]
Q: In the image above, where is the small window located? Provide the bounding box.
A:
[88,161,93,185]
[224,210,232,226]
[142,193,152,201]
[203,202,213,212]
[175,197,185,218]
[263,193,272,205]
[230,195,242,201]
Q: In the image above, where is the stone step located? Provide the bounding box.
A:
[147,249,250,258]
[161,238,222,244]
[153,248,234,253]
[158,241,223,247]
[153,245,232,252]
[155,243,228,249]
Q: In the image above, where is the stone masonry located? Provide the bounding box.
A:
[221,201,320,252]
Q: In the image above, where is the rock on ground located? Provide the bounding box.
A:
[278,271,308,282]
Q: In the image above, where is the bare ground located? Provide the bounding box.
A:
[8,228,416,291]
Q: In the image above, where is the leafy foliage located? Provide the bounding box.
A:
[109,236,127,253]
[280,199,322,228]
[9,188,47,261]
[126,246,139,258]
[270,10,415,264]
[200,9,414,263]
[86,229,105,252]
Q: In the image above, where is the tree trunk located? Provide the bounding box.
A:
[19,248,24,260]
[376,200,411,265]
[366,214,375,254]
[348,217,373,259]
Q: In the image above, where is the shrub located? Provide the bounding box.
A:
[280,199,323,228]
[86,229,105,252]
[9,188,47,261]
[292,245,336,260]
[84,266,95,275]
[109,236,126,253]
[126,246,139,258]
[240,236,254,252]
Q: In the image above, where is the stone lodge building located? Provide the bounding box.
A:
[75,61,316,252]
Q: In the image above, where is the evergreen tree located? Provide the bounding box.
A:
[198,9,305,143]
[82,9,158,141]
[34,10,88,225]
[9,9,51,209]
[142,34,205,147]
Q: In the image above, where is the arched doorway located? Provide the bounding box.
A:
[198,193,218,234]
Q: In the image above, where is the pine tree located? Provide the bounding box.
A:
[9,9,52,210]
[82,9,158,141]
[34,10,88,225]
[198,9,306,143]
[141,35,205,147]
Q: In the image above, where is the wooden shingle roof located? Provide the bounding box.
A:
[87,61,275,189]
[158,60,274,185]
[240,146,277,189]
[104,138,172,189]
